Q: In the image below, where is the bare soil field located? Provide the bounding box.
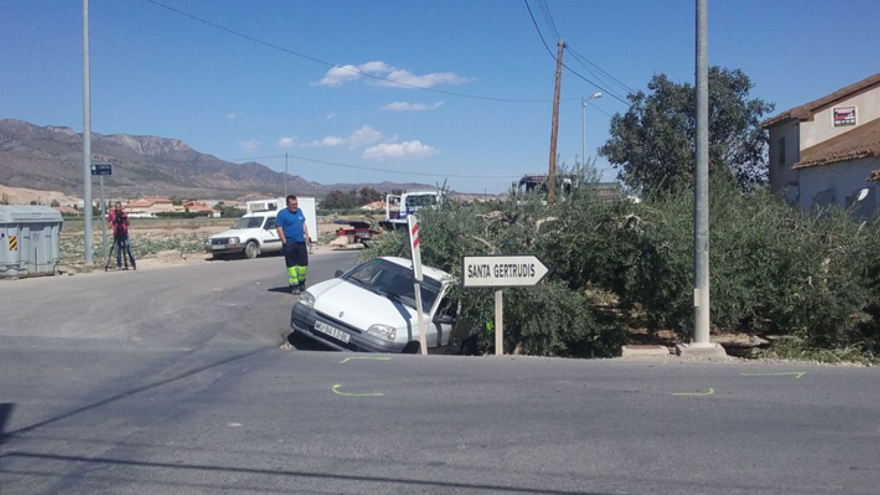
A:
[59,217,366,273]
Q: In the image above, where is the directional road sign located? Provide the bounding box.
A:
[90,163,112,176]
[462,254,552,289]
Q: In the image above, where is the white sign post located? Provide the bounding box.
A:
[91,164,112,263]
[462,255,552,356]
[407,215,428,355]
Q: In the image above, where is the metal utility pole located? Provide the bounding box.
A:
[693,0,710,345]
[582,97,586,167]
[82,0,94,264]
[284,152,289,197]
[547,38,564,205]
[582,93,602,167]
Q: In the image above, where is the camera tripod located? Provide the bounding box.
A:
[104,236,135,272]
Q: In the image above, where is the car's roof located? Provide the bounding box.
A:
[242,211,275,217]
[381,256,451,282]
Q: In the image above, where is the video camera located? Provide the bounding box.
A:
[112,211,127,236]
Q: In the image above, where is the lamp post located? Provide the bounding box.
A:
[582,92,602,166]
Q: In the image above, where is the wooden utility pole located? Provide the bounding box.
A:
[547,38,564,205]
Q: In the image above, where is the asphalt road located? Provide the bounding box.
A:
[1,251,879,495]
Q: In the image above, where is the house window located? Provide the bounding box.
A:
[778,137,786,167]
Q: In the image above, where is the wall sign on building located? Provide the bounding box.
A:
[833,106,856,127]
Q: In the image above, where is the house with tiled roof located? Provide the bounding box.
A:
[182,200,220,217]
[124,196,175,216]
[763,72,880,217]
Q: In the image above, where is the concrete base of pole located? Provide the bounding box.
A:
[621,345,670,359]
[675,342,728,360]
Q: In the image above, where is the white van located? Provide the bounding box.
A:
[205,197,317,259]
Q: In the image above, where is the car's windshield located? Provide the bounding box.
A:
[232,216,265,229]
[405,194,437,208]
[342,259,442,312]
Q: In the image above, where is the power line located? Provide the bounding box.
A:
[226,154,523,179]
[538,0,562,41]
[522,0,630,106]
[524,0,557,58]
[536,0,635,97]
[143,0,566,104]
[586,101,615,119]
[568,47,636,95]
[2,151,523,179]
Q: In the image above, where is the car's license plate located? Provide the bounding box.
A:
[211,244,225,250]
[314,320,351,344]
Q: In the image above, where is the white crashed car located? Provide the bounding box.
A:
[290,256,475,354]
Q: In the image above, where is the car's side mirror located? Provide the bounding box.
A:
[334,270,344,278]
[433,313,454,325]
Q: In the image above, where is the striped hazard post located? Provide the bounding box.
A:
[8,235,17,252]
[406,215,427,355]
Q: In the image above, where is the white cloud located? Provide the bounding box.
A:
[315,64,362,87]
[324,112,337,120]
[276,136,297,149]
[238,139,261,152]
[347,125,383,148]
[358,61,393,73]
[362,140,438,160]
[315,60,469,89]
[302,125,382,149]
[374,70,467,89]
[226,112,237,120]
[382,101,445,112]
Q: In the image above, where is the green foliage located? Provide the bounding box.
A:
[220,207,246,218]
[358,187,383,205]
[321,189,358,210]
[153,211,209,219]
[362,177,631,358]
[363,170,880,359]
[601,67,774,196]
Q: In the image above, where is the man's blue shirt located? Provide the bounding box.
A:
[277,207,306,242]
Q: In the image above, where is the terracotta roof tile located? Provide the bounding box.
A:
[792,118,880,170]
[762,72,880,128]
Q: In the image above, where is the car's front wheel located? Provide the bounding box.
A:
[243,241,258,259]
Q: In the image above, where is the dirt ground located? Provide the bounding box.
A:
[60,219,367,273]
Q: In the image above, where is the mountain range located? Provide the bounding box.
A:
[0,119,435,200]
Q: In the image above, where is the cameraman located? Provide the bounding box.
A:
[107,202,137,270]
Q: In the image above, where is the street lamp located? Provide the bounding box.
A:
[582,92,602,166]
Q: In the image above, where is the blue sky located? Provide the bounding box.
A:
[2,0,878,194]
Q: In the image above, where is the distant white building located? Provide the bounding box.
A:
[763,72,880,218]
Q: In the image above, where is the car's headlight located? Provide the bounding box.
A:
[300,291,315,308]
[366,324,397,341]
[229,237,240,244]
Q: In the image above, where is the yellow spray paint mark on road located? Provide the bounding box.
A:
[8,236,17,252]
[741,372,806,379]
[672,388,714,396]
[339,356,391,364]
[331,384,384,397]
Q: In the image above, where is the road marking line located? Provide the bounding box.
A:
[741,372,806,379]
[672,388,714,396]
[339,356,391,364]
[331,384,383,397]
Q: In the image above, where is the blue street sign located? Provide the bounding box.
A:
[91,163,112,176]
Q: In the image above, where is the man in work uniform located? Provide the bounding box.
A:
[107,202,136,270]
[276,195,310,295]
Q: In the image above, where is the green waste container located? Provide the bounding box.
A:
[0,206,64,279]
